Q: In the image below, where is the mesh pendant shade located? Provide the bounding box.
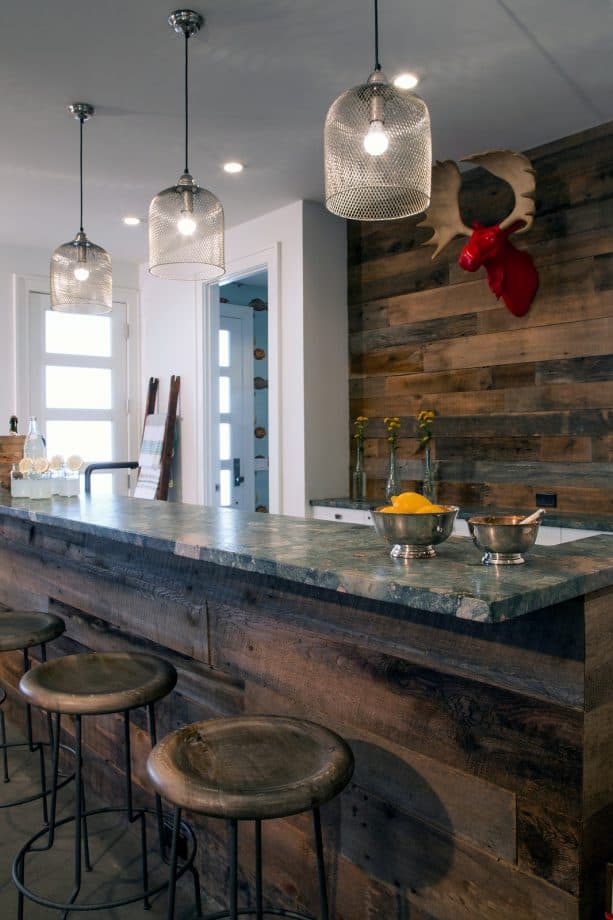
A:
[50,232,112,314]
[325,73,432,221]
[148,174,225,281]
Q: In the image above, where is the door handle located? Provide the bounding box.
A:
[233,458,245,487]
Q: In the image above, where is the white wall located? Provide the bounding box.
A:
[1,242,138,432]
[302,201,348,503]
[139,199,349,515]
[138,271,200,504]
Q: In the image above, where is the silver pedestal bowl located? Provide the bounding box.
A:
[371,507,459,559]
[468,515,541,565]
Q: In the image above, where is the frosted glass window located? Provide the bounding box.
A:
[87,473,113,495]
[45,421,112,462]
[220,469,231,506]
[219,329,230,367]
[46,366,112,410]
[219,376,230,414]
[219,423,231,461]
[45,311,111,357]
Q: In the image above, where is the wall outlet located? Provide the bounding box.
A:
[535,492,557,508]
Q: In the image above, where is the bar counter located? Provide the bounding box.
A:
[1,494,612,918]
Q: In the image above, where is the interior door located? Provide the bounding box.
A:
[28,291,129,494]
[217,304,254,509]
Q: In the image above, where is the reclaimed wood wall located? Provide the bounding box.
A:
[1,516,613,918]
[348,122,613,512]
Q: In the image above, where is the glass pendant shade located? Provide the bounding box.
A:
[50,103,112,314]
[51,231,112,314]
[325,70,432,221]
[149,173,225,281]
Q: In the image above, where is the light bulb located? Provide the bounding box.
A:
[177,212,197,236]
[73,266,90,282]
[363,120,389,156]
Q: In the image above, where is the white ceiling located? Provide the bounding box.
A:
[1,0,612,264]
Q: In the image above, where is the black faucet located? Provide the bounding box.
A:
[83,462,139,494]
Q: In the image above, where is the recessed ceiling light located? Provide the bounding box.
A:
[393,72,420,90]
[223,161,244,174]
[122,216,142,226]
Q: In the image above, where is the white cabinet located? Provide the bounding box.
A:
[312,506,373,525]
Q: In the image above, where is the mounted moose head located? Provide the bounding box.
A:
[419,150,538,317]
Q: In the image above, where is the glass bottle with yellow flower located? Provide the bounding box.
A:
[351,416,368,501]
[417,409,436,501]
[383,417,402,501]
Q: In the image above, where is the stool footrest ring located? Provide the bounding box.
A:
[12,806,197,913]
[0,741,75,810]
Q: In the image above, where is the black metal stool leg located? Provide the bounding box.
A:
[62,714,84,919]
[312,807,329,920]
[166,805,182,920]
[125,710,151,910]
[0,703,9,783]
[148,702,166,856]
[255,819,263,920]
[46,712,61,848]
[80,772,92,872]
[230,818,238,920]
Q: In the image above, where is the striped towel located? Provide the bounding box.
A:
[133,414,166,499]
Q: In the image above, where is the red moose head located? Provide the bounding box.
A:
[419,150,539,317]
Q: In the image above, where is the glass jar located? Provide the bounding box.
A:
[23,417,46,461]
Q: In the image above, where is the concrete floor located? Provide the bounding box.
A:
[0,725,204,919]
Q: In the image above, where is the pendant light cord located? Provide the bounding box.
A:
[373,0,381,71]
[184,32,190,175]
[79,115,84,232]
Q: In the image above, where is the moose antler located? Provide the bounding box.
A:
[417,160,471,259]
[462,149,535,233]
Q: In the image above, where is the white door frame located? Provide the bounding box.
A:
[13,274,141,466]
[199,244,281,512]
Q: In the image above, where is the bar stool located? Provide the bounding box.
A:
[0,609,67,820]
[12,651,200,917]
[147,714,355,920]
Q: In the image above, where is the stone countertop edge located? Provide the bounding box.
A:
[0,494,612,625]
[310,498,613,532]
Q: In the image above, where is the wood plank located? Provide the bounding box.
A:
[350,312,477,356]
[423,317,613,373]
[535,355,613,385]
[517,799,581,895]
[341,784,579,920]
[540,437,592,462]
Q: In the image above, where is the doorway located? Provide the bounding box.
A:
[214,271,269,512]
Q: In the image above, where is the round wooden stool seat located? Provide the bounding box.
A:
[0,610,65,652]
[19,652,177,715]
[147,715,354,820]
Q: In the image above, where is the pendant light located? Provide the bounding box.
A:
[50,104,112,313]
[149,9,225,281]
[324,0,432,221]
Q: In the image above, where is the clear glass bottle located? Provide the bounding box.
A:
[351,443,367,501]
[422,445,436,502]
[385,446,402,502]
[23,417,46,460]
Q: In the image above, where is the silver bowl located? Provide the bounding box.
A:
[371,506,459,559]
[468,515,540,565]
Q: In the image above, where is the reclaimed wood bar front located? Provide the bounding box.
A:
[0,494,612,919]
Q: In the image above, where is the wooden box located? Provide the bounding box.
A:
[0,436,26,490]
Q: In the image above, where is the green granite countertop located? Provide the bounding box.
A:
[0,493,612,624]
[310,498,613,532]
